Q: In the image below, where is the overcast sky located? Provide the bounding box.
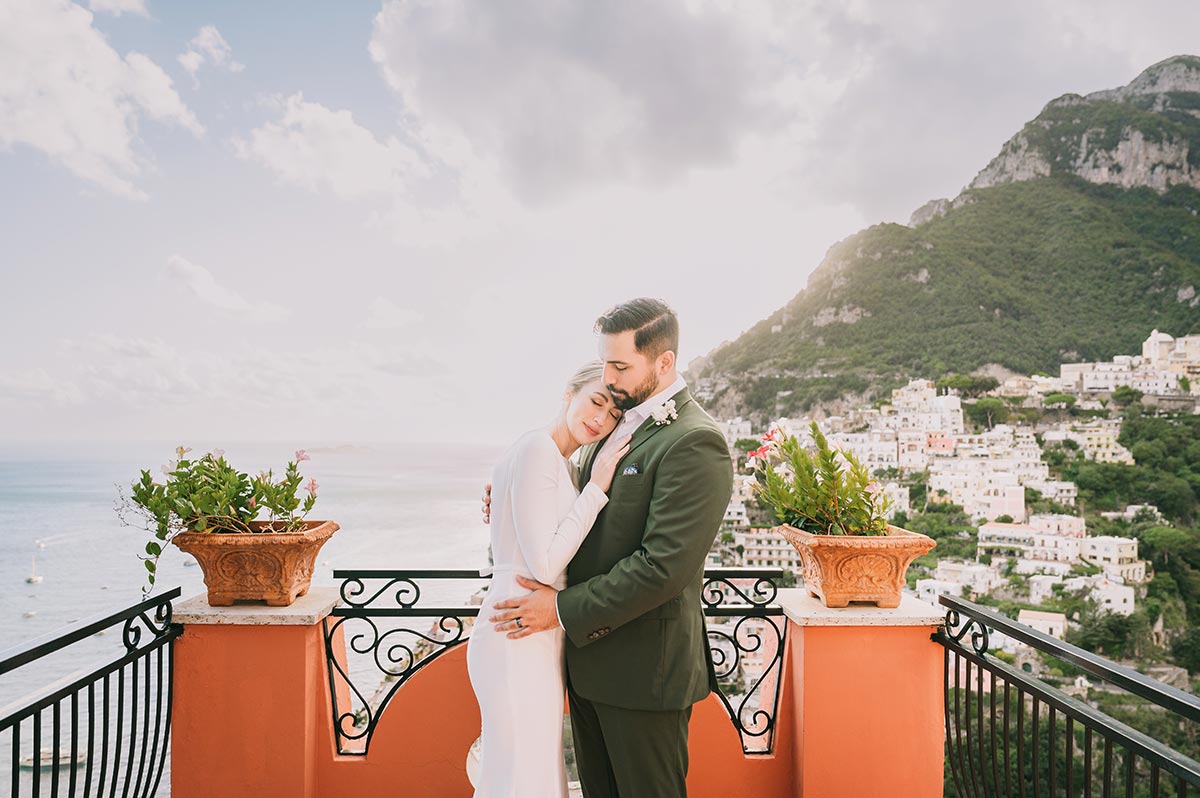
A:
[3,0,1198,446]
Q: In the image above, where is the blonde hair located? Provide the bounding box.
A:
[565,360,606,394]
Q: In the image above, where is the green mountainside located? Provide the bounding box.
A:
[695,56,1200,422]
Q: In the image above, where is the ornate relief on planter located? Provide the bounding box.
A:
[172,519,339,607]
[777,524,935,608]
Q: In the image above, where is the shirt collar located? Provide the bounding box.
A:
[624,374,688,426]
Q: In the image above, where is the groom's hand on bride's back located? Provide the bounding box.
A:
[481,482,491,524]
[490,575,558,639]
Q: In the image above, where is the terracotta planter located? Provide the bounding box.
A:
[172,519,339,607]
[777,523,936,608]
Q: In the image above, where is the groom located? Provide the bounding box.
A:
[488,297,734,797]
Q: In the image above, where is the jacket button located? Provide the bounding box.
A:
[588,631,599,640]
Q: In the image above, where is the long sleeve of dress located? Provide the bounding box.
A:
[510,435,609,585]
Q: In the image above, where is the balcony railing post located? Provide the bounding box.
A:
[780,590,946,798]
[935,595,1200,796]
[169,588,342,798]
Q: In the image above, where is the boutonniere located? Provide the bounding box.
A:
[651,399,678,426]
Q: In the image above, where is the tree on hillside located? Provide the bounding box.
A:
[1112,384,1144,407]
[965,397,1010,429]
[936,374,1000,398]
[1043,393,1077,409]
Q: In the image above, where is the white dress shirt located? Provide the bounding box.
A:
[553,373,688,629]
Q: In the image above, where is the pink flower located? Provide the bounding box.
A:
[295,449,311,462]
[248,496,257,509]
[213,448,225,458]
[866,481,882,496]
[305,478,319,497]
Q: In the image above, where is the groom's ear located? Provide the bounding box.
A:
[657,349,676,374]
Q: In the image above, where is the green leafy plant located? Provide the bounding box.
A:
[116,446,320,594]
[748,421,890,536]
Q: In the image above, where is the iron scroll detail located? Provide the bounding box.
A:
[943,607,990,656]
[324,568,787,756]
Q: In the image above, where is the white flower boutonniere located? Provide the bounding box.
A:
[651,399,678,426]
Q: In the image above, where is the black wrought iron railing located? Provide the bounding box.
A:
[934,594,1200,798]
[0,588,183,798]
[323,567,786,756]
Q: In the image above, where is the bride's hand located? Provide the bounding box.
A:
[588,436,632,494]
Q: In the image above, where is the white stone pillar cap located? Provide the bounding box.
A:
[172,587,342,626]
[778,588,945,627]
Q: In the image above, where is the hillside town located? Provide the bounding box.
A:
[703,329,1200,671]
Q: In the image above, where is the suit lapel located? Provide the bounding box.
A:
[620,388,694,464]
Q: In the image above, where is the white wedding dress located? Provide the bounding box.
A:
[467,428,609,798]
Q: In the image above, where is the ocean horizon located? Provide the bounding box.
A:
[1,439,507,705]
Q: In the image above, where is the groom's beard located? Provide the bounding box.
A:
[608,371,659,411]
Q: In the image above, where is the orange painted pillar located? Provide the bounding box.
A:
[782,591,945,798]
[170,589,341,798]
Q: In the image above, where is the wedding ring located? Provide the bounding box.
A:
[515,618,524,629]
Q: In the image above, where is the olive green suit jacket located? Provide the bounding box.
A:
[558,387,734,711]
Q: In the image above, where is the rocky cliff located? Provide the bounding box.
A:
[914,55,1200,227]
[693,57,1200,427]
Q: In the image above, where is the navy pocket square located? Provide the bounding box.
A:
[621,464,641,476]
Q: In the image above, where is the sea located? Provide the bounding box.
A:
[0,439,506,793]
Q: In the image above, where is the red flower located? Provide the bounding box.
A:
[749,445,771,460]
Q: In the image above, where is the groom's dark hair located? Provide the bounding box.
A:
[594,298,679,359]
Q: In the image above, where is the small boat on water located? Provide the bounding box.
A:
[18,748,88,769]
[26,554,43,584]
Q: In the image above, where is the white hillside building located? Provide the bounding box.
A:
[977,522,1036,557]
[1018,610,1068,639]
[880,379,965,436]
[1028,513,1086,563]
[1083,536,1148,583]
[737,528,802,572]
[929,459,1025,522]
[1062,574,1136,616]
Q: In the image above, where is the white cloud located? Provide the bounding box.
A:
[375,354,445,377]
[58,334,201,407]
[233,93,426,200]
[165,254,290,322]
[178,25,244,83]
[363,297,422,330]
[0,0,202,200]
[363,0,1200,224]
[0,368,85,406]
[14,333,453,441]
[88,0,148,16]
[367,0,807,205]
[232,93,496,246]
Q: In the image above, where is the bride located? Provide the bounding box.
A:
[467,360,630,798]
